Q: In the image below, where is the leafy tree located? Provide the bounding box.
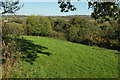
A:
[67,17,97,42]
[0,0,23,14]
[26,15,52,36]
[58,0,120,21]
[88,1,119,21]
[53,19,67,32]
[58,1,76,12]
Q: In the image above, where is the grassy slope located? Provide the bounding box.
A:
[12,36,118,78]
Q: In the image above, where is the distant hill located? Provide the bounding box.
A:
[2,15,28,18]
[2,15,91,18]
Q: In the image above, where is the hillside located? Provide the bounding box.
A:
[8,36,119,78]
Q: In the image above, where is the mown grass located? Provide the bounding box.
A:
[9,36,118,78]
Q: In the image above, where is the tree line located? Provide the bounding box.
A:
[3,15,120,51]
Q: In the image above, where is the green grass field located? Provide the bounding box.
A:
[9,36,118,78]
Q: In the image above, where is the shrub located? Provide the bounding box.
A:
[67,25,79,42]
[109,20,120,41]
[66,17,97,43]
[53,18,67,32]
[98,21,119,40]
[88,35,119,50]
[2,21,23,78]
[48,17,55,30]
[2,36,22,78]
[10,18,23,24]
[50,30,67,40]
[26,15,52,36]
[2,23,24,36]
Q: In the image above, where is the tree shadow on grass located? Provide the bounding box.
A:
[18,37,51,64]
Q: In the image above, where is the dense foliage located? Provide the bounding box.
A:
[26,15,52,36]
[17,15,120,51]
[66,17,97,42]
[2,17,24,78]
[88,2,119,21]
[3,22,24,36]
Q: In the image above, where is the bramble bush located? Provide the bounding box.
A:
[88,35,120,50]
[2,36,22,78]
[2,20,23,78]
